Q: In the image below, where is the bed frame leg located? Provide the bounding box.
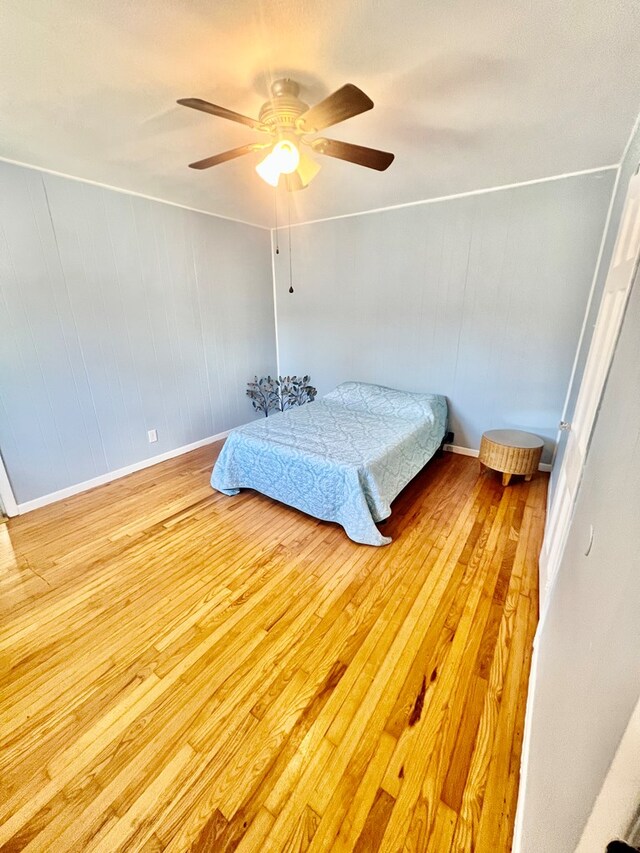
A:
[438,431,454,456]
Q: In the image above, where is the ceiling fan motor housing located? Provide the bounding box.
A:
[259,79,309,134]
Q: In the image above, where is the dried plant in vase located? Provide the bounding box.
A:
[246,375,317,417]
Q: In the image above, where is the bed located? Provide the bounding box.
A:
[211,381,448,546]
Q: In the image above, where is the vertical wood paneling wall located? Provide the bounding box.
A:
[0,161,616,503]
[0,161,276,504]
[275,171,615,463]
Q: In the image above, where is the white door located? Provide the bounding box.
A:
[540,171,640,608]
[0,451,18,518]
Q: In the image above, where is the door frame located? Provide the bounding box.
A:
[0,451,18,517]
[539,167,640,611]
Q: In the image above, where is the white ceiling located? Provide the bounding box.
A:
[1,0,639,227]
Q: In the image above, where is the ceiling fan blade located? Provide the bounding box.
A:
[177,98,264,131]
[311,138,394,171]
[297,84,373,132]
[188,144,261,170]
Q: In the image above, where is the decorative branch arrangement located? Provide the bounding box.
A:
[246,375,317,417]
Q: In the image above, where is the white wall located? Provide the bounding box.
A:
[0,162,617,507]
[0,161,276,505]
[275,171,615,463]
[516,165,640,850]
[576,695,640,852]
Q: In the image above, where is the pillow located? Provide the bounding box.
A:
[324,381,444,421]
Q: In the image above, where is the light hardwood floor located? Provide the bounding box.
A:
[0,443,546,852]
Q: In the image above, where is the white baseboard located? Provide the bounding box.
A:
[12,434,550,516]
[444,443,553,473]
[511,633,541,853]
[443,443,479,458]
[15,430,231,515]
[446,439,553,846]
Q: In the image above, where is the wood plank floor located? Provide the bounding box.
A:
[0,443,546,852]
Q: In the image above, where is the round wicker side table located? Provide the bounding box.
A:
[479,429,544,486]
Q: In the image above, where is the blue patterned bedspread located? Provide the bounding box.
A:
[211,382,448,546]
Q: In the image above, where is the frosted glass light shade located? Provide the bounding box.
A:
[271,140,300,174]
[255,140,300,186]
[255,152,280,187]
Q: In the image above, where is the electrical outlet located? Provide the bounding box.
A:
[147,429,158,443]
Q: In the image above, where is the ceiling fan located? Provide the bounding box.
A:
[177,79,394,190]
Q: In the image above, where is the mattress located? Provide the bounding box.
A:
[211,381,448,545]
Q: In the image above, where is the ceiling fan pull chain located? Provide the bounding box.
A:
[288,193,294,294]
[274,188,280,254]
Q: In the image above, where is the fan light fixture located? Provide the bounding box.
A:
[178,79,394,191]
[255,140,300,187]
